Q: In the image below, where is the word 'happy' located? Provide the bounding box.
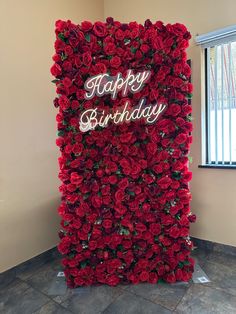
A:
[84,70,151,99]
[79,98,166,132]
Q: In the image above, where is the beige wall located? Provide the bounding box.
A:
[104,0,236,246]
[0,0,103,272]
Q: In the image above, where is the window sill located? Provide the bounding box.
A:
[198,164,236,169]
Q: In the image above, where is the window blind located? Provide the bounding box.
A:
[195,25,236,48]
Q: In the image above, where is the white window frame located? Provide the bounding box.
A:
[196,25,236,167]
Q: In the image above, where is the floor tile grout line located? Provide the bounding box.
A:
[172,281,193,311]
[19,277,74,314]
[15,257,62,282]
[198,281,236,298]
[31,300,52,314]
[115,286,175,312]
[100,287,126,313]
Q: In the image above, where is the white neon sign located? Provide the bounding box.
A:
[84,70,151,100]
[79,70,166,132]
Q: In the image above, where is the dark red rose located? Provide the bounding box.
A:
[150,223,161,235]
[93,22,107,37]
[147,142,157,155]
[104,43,116,55]
[120,158,130,169]
[175,133,188,145]
[82,52,92,67]
[140,44,150,53]
[140,271,149,282]
[115,29,125,41]
[107,275,120,286]
[110,56,121,69]
[169,226,180,238]
[91,196,102,208]
[81,21,93,32]
[103,219,113,229]
[168,104,181,116]
[64,45,73,56]
[115,190,125,203]
[118,178,129,190]
[58,95,70,111]
[188,214,196,223]
[166,272,176,283]
[89,240,97,250]
[148,272,158,284]
[93,62,107,74]
[120,132,133,143]
[182,104,192,115]
[157,176,172,189]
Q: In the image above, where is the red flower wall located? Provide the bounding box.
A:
[51,18,196,288]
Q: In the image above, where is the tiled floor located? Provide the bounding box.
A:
[1,248,236,314]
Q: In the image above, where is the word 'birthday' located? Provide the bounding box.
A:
[84,70,151,100]
[79,98,166,132]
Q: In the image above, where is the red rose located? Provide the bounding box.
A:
[70,172,83,185]
[115,190,125,202]
[91,196,102,208]
[82,52,92,67]
[89,240,97,250]
[115,29,125,41]
[182,105,192,115]
[58,95,70,111]
[147,142,157,155]
[168,104,181,116]
[118,178,129,190]
[93,22,107,37]
[149,223,161,235]
[175,133,188,145]
[107,275,120,286]
[93,62,107,74]
[104,43,116,55]
[64,45,73,56]
[71,100,80,110]
[120,132,133,143]
[157,176,172,189]
[169,226,180,238]
[110,56,121,69]
[81,21,93,32]
[166,272,176,283]
[120,158,130,169]
[51,63,62,76]
[140,44,150,53]
[103,219,113,229]
[148,272,158,284]
[135,223,147,233]
[140,271,149,282]
[188,214,196,223]
[108,175,118,184]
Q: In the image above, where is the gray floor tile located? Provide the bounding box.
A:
[202,260,236,296]
[32,300,72,314]
[191,248,210,268]
[103,291,172,314]
[61,285,122,314]
[25,259,63,296]
[0,268,16,290]
[16,252,60,281]
[0,278,49,314]
[176,284,236,314]
[126,282,189,310]
[206,251,236,268]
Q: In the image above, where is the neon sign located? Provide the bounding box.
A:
[79,70,166,132]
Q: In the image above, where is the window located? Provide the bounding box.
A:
[196,26,236,167]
